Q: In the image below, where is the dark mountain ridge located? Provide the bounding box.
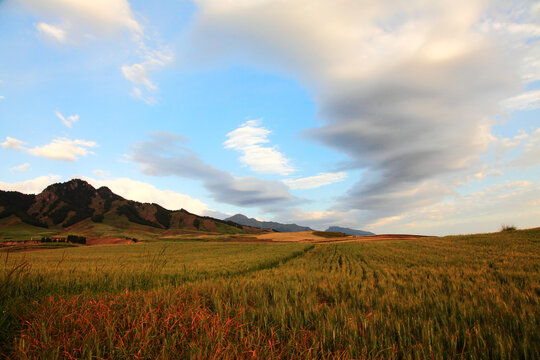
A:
[0,179,258,234]
[225,214,313,232]
[325,226,375,236]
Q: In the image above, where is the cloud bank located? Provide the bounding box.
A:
[0,175,62,194]
[191,0,535,222]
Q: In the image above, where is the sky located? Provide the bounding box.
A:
[0,0,539,236]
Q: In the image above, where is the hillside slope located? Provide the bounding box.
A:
[0,179,263,239]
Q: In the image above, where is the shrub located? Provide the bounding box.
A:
[91,214,104,223]
[500,224,517,232]
[67,235,86,244]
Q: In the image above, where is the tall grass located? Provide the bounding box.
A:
[1,229,539,359]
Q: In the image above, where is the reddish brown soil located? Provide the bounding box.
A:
[86,238,136,245]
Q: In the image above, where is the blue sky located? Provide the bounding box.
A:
[0,0,538,235]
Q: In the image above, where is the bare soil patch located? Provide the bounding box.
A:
[86,237,136,245]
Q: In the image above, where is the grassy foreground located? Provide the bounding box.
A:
[1,229,539,359]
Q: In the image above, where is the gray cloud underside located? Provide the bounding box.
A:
[190,0,528,221]
[130,132,294,208]
[309,53,517,218]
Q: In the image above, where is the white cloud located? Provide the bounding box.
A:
[121,49,173,104]
[27,138,97,161]
[82,177,211,215]
[20,0,142,42]
[0,95,5,100]
[92,169,110,179]
[284,172,347,190]
[1,137,26,150]
[9,163,31,173]
[224,119,294,175]
[503,89,540,111]
[2,136,96,161]
[122,63,157,91]
[512,128,540,168]
[55,110,79,128]
[36,22,66,42]
[0,175,61,194]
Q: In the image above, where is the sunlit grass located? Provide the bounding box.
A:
[1,229,539,359]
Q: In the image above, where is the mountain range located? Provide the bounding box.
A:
[0,179,262,237]
[0,179,375,238]
[225,214,374,235]
[225,214,314,232]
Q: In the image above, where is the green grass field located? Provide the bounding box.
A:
[1,229,538,359]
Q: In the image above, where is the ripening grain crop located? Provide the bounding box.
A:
[1,229,539,359]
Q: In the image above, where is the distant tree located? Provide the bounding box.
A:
[67,235,86,244]
[91,214,104,223]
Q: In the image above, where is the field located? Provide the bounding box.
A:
[1,228,539,359]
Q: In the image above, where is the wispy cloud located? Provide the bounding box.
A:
[284,172,347,190]
[55,110,78,128]
[1,137,26,151]
[9,163,31,173]
[92,169,110,179]
[21,0,172,103]
[36,22,66,43]
[503,89,540,111]
[121,49,173,104]
[224,119,294,175]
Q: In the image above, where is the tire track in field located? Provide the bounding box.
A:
[220,244,316,279]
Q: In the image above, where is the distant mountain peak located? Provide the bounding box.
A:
[225,213,313,232]
[326,226,374,236]
[45,178,94,191]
